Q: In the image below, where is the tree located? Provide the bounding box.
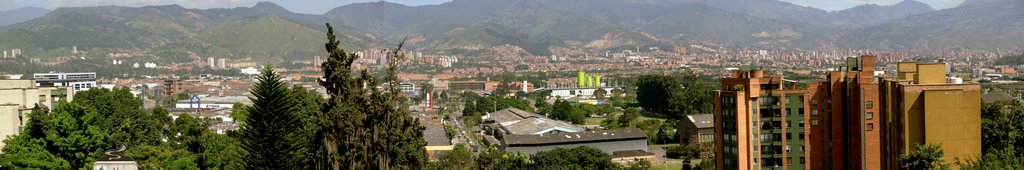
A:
[476,145,529,169]
[316,23,427,169]
[229,102,249,123]
[900,143,948,170]
[980,101,1024,155]
[610,88,624,101]
[439,144,475,169]
[530,146,614,169]
[551,99,585,124]
[594,88,607,100]
[635,74,713,118]
[0,107,72,170]
[73,87,162,146]
[241,65,304,169]
[43,102,110,170]
[618,107,640,128]
[666,144,699,160]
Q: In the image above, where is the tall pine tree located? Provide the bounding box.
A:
[241,65,303,169]
[316,23,427,169]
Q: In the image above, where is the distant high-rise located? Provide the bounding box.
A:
[3,50,6,58]
[218,58,227,69]
[208,57,216,68]
[72,46,78,55]
[11,49,21,58]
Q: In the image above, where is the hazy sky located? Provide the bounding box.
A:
[0,0,967,14]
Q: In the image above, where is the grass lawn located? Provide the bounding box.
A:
[584,117,606,125]
[650,161,684,170]
[584,112,673,126]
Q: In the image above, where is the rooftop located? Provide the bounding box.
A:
[487,108,582,135]
[687,114,715,129]
[611,149,656,158]
[502,128,646,146]
[416,113,451,146]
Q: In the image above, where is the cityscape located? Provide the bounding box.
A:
[0,0,1022,169]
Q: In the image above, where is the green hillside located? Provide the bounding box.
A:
[201,16,332,61]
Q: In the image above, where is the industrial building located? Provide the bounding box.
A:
[501,128,649,155]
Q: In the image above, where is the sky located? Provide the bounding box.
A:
[0,0,967,14]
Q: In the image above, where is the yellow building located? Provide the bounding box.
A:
[0,80,73,150]
[879,61,981,169]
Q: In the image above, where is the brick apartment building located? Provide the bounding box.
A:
[713,55,981,170]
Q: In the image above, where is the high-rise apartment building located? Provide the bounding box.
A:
[714,70,811,169]
[807,55,882,170]
[714,55,980,170]
[879,60,981,169]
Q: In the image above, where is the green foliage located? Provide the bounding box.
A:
[475,145,530,169]
[594,88,607,100]
[666,144,699,160]
[994,53,1024,66]
[440,144,475,169]
[900,143,949,170]
[550,99,586,124]
[619,108,640,128]
[229,102,249,123]
[530,146,615,169]
[315,23,427,169]
[0,133,71,169]
[240,65,305,169]
[636,74,714,118]
[621,159,652,170]
[73,87,163,146]
[980,101,1024,155]
[958,153,1024,169]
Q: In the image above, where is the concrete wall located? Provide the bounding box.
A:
[0,105,22,150]
[505,139,648,155]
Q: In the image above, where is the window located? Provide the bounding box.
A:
[786,145,792,152]
[812,99,819,105]
[812,109,819,115]
[866,101,874,109]
[812,120,819,126]
[800,157,806,164]
[867,112,874,119]
[799,120,804,127]
[786,133,792,140]
[788,158,793,165]
[867,123,874,131]
[39,95,46,102]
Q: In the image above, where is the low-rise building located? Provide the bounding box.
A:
[611,149,657,164]
[680,114,714,144]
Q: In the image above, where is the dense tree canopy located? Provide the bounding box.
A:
[635,74,714,118]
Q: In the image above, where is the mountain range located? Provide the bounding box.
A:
[0,0,1020,60]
